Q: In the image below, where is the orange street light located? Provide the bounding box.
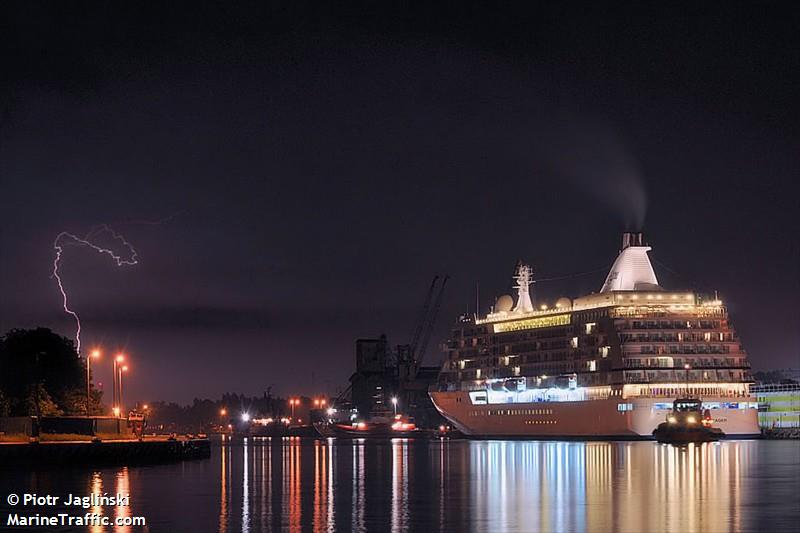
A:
[112,353,125,415]
[220,408,227,416]
[119,365,129,416]
[86,349,101,416]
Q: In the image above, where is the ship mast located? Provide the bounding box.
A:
[512,262,534,313]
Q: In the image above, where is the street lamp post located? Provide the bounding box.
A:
[119,365,128,416]
[391,397,398,416]
[290,399,297,420]
[113,353,125,415]
[112,356,119,415]
[86,349,100,416]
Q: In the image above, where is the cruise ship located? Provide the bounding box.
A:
[430,233,760,439]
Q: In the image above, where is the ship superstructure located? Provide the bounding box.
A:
[429,233,760,438]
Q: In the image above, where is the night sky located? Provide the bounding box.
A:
[1,3,798,404]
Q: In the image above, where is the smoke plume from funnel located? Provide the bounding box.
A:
[541,118,647,229]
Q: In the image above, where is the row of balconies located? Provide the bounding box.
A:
[631,345,734,355]
[622,359,749,370]
[619,334,738,343]
[619,320,722,330]
[623,371,750,384]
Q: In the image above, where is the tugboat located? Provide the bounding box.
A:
[316,412,421,438]
[652,398,725,444]
[331,414,418,438]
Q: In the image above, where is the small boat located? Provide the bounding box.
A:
[315,414,420,439]
[652,398,725,444]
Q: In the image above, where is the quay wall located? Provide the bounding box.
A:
[0,416,133,438]
[0,438,210,467]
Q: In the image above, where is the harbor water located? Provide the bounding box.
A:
[1,438,798,532]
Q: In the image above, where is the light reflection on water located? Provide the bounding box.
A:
[1,439,798,532]
[469,441,757,532]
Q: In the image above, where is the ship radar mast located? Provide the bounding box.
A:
[512,262,534,313]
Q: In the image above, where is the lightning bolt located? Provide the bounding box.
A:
[52,225,138,353]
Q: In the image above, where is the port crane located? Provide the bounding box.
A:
[330,275,448,410]
[407,275,449,375]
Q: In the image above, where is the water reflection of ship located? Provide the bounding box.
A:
[212,438,755,532]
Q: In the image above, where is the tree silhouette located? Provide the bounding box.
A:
[0,328,96,416]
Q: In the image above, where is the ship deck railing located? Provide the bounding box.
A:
[751,383,800,393]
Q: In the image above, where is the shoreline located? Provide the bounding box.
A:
[0,437,210,468]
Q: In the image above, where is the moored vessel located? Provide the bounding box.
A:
[314,406,424,439]
[429,232,760,439]
[316,414,419,438]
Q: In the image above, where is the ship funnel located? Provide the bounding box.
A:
[600,232,660,292]
[621,232,645,250]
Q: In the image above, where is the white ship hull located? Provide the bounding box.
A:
[430,391,760,439]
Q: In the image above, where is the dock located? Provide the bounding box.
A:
[0,437,210,468]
